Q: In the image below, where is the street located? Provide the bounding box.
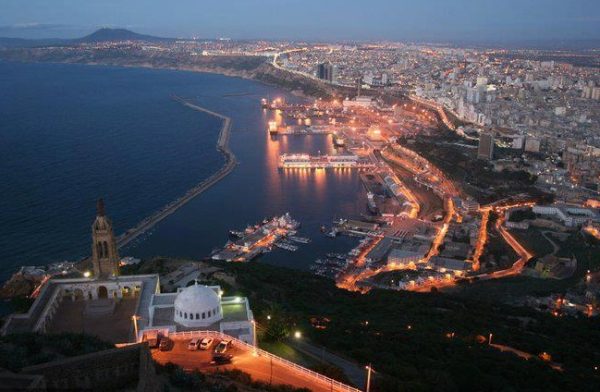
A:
[152,334,360,392]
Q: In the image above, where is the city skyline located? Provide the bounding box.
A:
[1,0,600,43]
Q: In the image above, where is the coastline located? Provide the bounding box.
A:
[0,54,344,100]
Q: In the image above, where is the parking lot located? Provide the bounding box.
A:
[151,334,359,392]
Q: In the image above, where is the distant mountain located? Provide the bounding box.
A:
[0,28,173,48]
[76,28,171,43]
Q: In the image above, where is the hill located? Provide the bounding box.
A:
[0,28,172,48]
[76,28,170,43]
[186,260,600,392]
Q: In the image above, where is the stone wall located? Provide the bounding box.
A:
[22,343,160,392]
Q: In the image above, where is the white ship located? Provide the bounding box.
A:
[279,153,367,169]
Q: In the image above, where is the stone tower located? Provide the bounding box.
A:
[91,199,120,279]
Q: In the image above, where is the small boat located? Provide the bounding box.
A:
[229,230,244,238]
[289,236,311,244]
[275,242,298,251]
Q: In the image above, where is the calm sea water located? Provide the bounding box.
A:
[0,62,363,281]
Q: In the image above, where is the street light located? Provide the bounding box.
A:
[83,271,91,278]
[294,331,302,339]
[365,364,373,392]
[131,315,141,342]
[251,320,258,356]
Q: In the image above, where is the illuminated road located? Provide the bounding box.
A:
[153,335,360,392]
[487,212,534,279]
[470,207,490,271]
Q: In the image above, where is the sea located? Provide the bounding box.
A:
[0,61,364,283]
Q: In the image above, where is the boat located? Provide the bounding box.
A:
[275,242,298,251]
[367,192,379,214]
[229,230,244,238]
[289,236,311,244]
[268,120,279,135]
[326,228,339,238]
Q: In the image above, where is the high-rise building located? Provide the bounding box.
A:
[91,199,120,279]
[477,133,494,160]
[317,62,334,82]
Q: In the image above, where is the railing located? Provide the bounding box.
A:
[167,330,362,392]
[33,285,62,332]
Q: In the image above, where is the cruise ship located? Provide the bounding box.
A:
[279,153,373,169]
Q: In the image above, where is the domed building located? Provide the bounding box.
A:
[173,283,222,328]
[146,281,255,345]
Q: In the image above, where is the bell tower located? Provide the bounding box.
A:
[91,199,120,279]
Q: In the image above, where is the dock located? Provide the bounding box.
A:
[278,153,375,169]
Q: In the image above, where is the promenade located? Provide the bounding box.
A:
[116,97,236,248]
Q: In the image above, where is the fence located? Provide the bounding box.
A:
[168,330,362,392]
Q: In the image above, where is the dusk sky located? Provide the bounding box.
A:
[1,0,599,42]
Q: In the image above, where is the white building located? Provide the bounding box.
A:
[533,204,599,228]
[145,282,255,345]
[343,96,375,109]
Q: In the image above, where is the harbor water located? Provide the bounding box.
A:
[0,62,364,280]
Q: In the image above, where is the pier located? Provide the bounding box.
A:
[278,153,375,169]
[115,96,237,248]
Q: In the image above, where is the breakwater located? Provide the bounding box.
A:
[116,97,236,248]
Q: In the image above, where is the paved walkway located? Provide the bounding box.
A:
[541,231,560,255]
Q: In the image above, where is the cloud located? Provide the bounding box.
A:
[0,23,69,31]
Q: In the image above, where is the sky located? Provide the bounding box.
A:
[1,0,599,43]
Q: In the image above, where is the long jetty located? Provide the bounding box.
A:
[115,96,237,248]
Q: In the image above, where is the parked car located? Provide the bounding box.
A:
[214,339,232,354]
[187,338,201,351]
[159,337,173,351]
[199,337,214,350]
[144,330,159,348]
[212,354,233,365]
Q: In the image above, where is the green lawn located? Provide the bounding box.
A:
[258,340,317,368]
[510,228,556,258]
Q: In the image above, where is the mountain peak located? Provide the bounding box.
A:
[78,28,164,43]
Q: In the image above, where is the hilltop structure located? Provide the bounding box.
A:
[1,201,255,345]
[91,199,120,279]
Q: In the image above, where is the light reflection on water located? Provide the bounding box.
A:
[127,93,365,271]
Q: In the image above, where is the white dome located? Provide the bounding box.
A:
[174,284,222,327]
